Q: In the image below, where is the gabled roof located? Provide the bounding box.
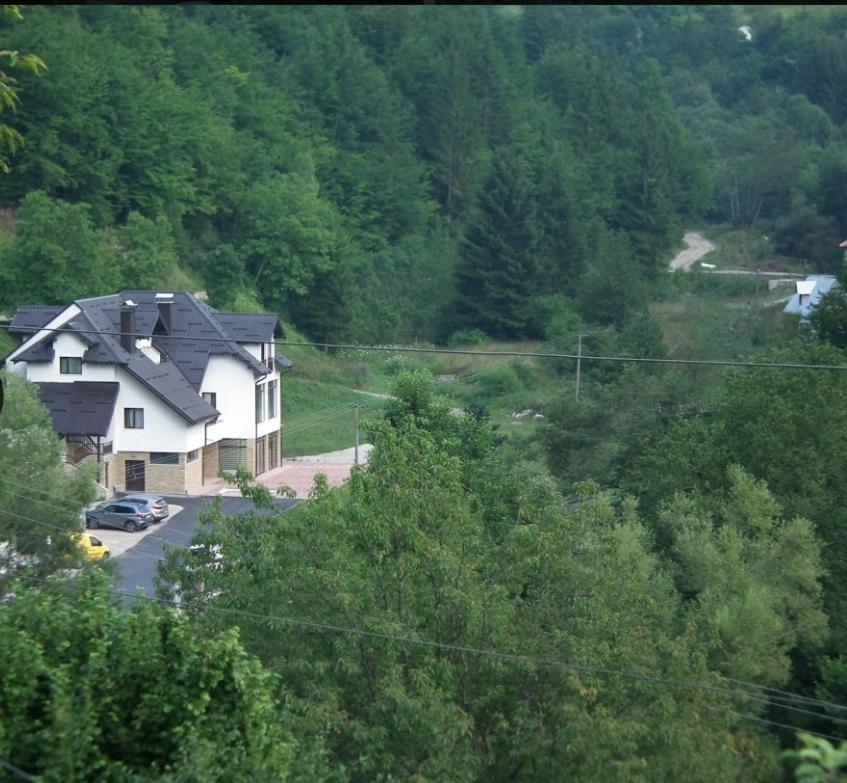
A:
[8,306,64,336]
[9,291,293,424]
[37,382,119,436]
[126,354,219,424]
[784,275,839,318]
[214,313,281,342]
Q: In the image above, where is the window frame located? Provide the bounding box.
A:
[268,380,277,419]
[150,452,179,466]
[59,356,83,375]
[255,384,265,424]
[187,449,199,463]
[202,392,217,408]
[124,408,144,429]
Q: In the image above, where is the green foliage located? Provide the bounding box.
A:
[0,5,46,173]
[158,381,787,781]
[782,734,847,783]
[0,571,297,780]
[455,150,543,339]
[630,342,847,649]
[0,370,98,583]
[2,191,117,306]
[0,5,713,344]
[809,288,847,350]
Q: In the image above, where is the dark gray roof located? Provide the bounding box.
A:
[9,291,293,423]
[9,306,63,335]
[214,313,281,342]
[275,355,294,372]
[14,338,55,363]
[37,382,119,436]
[126,355,219,424]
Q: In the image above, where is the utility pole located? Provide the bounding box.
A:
[354,404,360,466]
[575,333,583,401]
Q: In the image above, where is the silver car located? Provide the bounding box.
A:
[121,494,170,522]
[86,502,154,533]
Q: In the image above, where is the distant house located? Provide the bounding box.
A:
[783,275,838,319]
[3,291,293,494]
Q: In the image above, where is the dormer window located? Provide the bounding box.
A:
[59,357,82,375]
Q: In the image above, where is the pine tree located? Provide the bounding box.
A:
[454,150,541,339]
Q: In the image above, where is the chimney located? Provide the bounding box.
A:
[119,301,136,354]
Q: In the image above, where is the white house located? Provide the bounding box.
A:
[3,291,293,494]
[783,275,838,320]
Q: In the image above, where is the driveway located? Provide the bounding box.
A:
[115,495,298,599]
[669,231,716,271]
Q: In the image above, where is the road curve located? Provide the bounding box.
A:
[670,231,716,271]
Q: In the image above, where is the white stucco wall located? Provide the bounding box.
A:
[200,355,257,441]
[5,305,80,365]
[200,354,280,441]
[23,332,119,383]
[112,368,205,453]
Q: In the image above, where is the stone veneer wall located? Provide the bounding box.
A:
[112,451,188,494]
[202,441,219,483]
[185,451,203,492]
[145,455,186,495]
[244,437,256,476]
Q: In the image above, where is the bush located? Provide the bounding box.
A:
[448,328,489,347]
[476,364,524,398]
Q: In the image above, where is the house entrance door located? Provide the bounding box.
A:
[125,460,145,491]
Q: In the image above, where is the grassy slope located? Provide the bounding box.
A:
[280,228,798,459]
[699,226,813,274]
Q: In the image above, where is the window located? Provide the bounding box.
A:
[187,449,199,463]
[260,342,273,369]
[202,392,217,408]
[255,384,265,423]
[150,452,179,465]
[268,380,277,419]
[124,408,144,429]
[60,356,82,375]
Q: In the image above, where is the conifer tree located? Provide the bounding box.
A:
[454,150,541,339]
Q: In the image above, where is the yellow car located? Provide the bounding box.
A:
[73,533,110,561]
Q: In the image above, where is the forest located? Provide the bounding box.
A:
[4,4,847,781]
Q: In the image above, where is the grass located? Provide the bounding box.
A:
[698,225,812,275]
[282,377,386,457]
[651,280,794,360]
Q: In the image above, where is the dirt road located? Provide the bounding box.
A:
[669,231,716,271]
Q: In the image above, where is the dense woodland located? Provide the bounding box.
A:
[3,4,846,342]
[6,5,847,781]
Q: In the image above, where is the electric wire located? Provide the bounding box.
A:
[4,475,847,720]
[0,757,38,783]
[4,496,847,731]
[9,571,846,744]
[4,321,847,372]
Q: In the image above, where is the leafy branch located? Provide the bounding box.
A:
[0,5,46,172]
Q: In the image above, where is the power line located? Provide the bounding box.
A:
[4,473,847,721]
[4,500,847,732]
[0,757,38,783]
[12,573,843,744]
[3,322,847,373]
[281,341,847,372]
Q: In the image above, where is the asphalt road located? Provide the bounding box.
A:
[115,495,299,599]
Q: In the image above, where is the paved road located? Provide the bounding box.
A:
[115,495,298,598]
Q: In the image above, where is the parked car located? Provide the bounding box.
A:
[120,494,169,521]
[86,502,153,532]
[72,533,110,561]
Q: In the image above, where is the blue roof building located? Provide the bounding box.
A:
[783,275,838,319]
